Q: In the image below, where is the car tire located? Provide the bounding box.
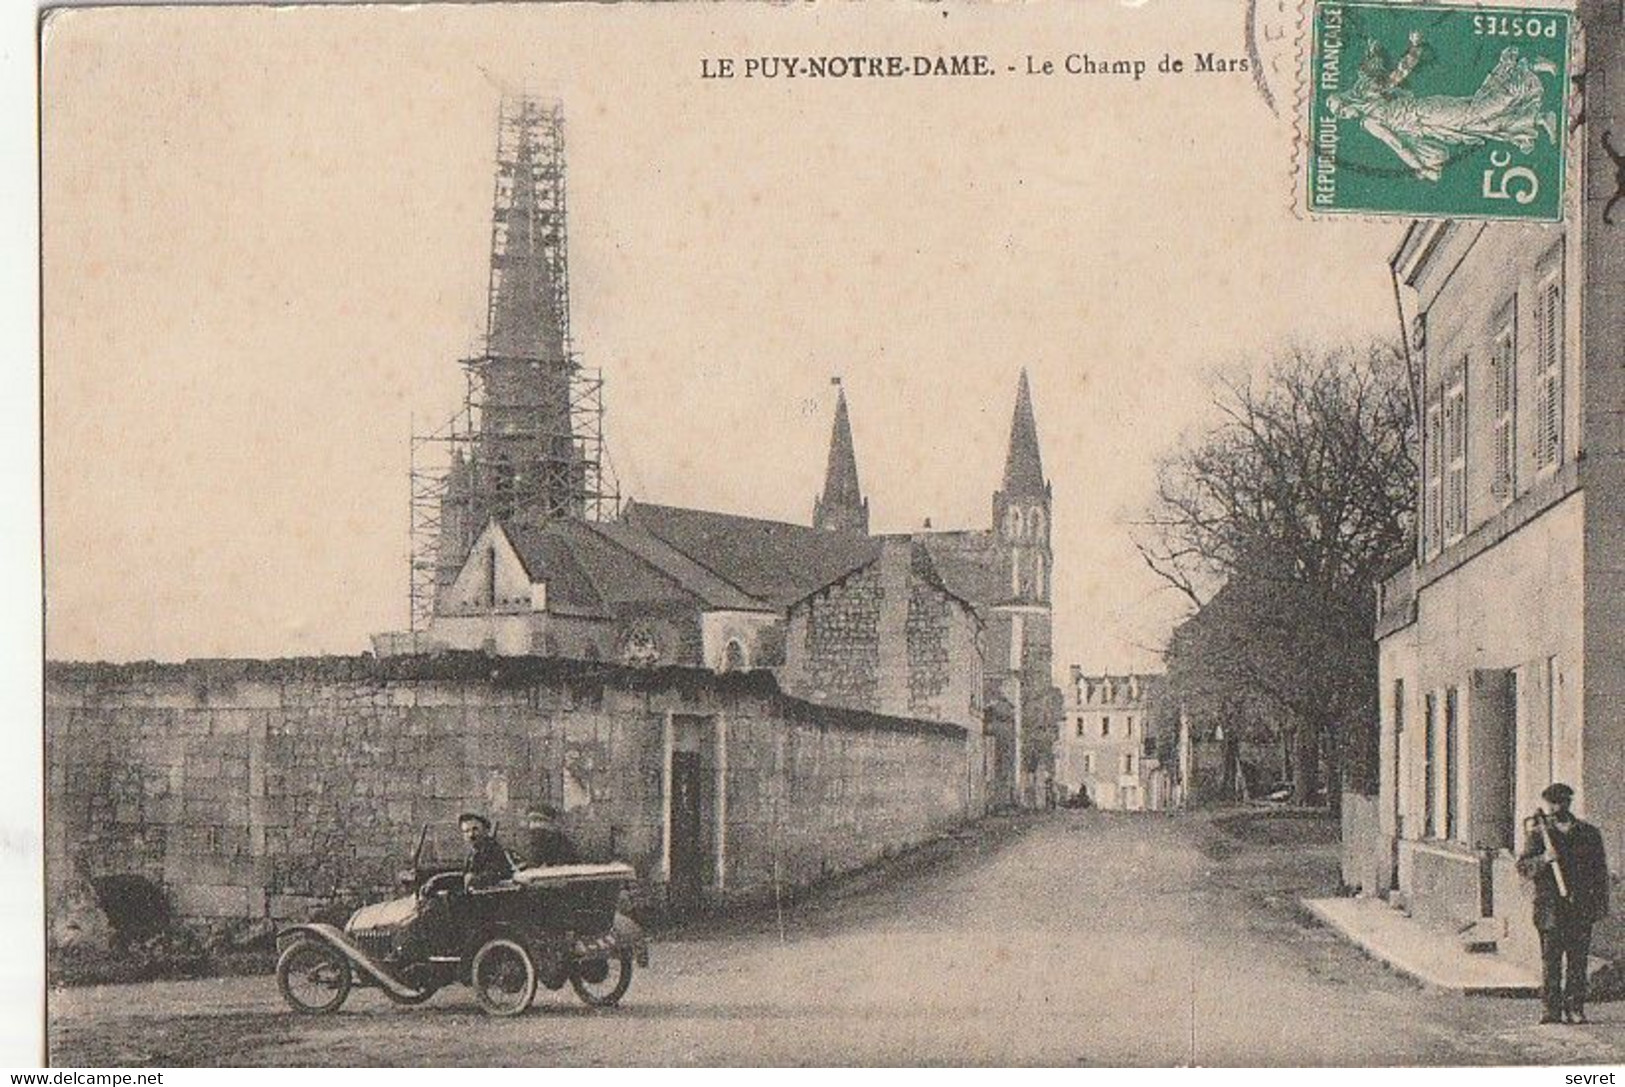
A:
[570,950,634,1008]
[276,938,352,1015]
[471,937,537,1017]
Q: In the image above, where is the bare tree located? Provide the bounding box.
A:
[1138,343,1416,807]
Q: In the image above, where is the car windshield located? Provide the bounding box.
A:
[417,823,472,870]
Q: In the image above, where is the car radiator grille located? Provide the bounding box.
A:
[348,931,395,960]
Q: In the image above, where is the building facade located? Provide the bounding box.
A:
[1057,670,1167,810]
[1372,3,1624,960]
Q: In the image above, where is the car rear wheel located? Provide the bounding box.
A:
[471,937,537,1017]
[277,938,352,1015]
[570,950,634,1008]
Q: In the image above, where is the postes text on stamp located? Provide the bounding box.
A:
[1307,1,1570,221]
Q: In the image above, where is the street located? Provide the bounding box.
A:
[48,810,1625,1066]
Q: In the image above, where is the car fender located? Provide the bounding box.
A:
[281,922,423,1000]
[612,912,650,968]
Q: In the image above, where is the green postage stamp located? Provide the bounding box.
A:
[1307,1,1572,221]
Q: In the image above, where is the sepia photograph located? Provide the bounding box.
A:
[32,0,1625,1068]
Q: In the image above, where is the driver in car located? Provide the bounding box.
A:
[387,812,515,968]
[460,811,516,889]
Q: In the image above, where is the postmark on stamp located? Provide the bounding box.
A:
[1306,1,1571,221]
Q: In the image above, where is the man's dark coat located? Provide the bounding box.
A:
[1517,817,1610,929]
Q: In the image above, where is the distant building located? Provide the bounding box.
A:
[1058,670,1168,811]
[1369,3,1623,958]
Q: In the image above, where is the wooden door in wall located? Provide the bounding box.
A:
[669,749,705,914]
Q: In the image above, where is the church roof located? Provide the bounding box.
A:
[589,520,765,612]
[1000,369,1048,497]
[501,523,611,616]
[881,530,1008,608]
[623,501,881,608]
[498,516,781,618]
[500,521,695,618]
[918,542,1008,609]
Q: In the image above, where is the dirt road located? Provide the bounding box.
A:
[48,810,1625,1066]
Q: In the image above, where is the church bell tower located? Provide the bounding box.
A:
[993,369,1052,609]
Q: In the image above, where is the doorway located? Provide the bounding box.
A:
[669,749,706,914]
[666,714,718,915]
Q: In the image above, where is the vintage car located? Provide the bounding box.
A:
[275,827,649,1017]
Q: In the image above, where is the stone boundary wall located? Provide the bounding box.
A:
[46,654,968,927]
[1339,790,1388,896]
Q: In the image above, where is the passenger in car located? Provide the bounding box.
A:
[523,805,580,867]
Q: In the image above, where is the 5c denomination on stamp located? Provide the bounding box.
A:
[1307,1,1571,221]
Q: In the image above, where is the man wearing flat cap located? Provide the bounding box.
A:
[458,811,516,890]
[1517,783,1610,1024]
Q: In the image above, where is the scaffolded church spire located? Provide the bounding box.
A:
[408,96,618,634]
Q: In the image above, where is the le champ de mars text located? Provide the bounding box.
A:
[700,53,1250,80]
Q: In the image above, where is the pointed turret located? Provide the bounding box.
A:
[1001,369,1048,497]
[486,99,567,363]
[993,369,1052,604]
[813,385,869,534]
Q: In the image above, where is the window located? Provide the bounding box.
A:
[1444,367,1467,542]
[1534,263,1564,470]
[1007,507,1025,539]
[1121,752,1135,776]
[1424,692,1438,838]
[720,639,747,673]
[1424,397,1443,557]
[1075,719,1086,738]
[1126,715,1137,740]
[1445,686,1461,841]
[1491,306,1518,502]
[1082,752,1094,774]
[1100,716,1111,738]
[1030,509,1045,539]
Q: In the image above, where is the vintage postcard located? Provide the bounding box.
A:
[35,0,1625,1069]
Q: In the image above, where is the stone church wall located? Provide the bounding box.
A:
[783,543,982,730]
[45,654,968,926]
[783,564,883,709]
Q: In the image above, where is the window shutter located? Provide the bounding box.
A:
[1444,376,1467,540]
[1491,330,1515,499]
[1537,277,1563,468]
[1424,401,1443,556]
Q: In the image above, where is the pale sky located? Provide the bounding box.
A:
[42,2,1404,675]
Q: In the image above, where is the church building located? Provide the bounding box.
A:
[385,96,1062,809]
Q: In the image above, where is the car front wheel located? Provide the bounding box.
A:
[276,938,352,1015]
